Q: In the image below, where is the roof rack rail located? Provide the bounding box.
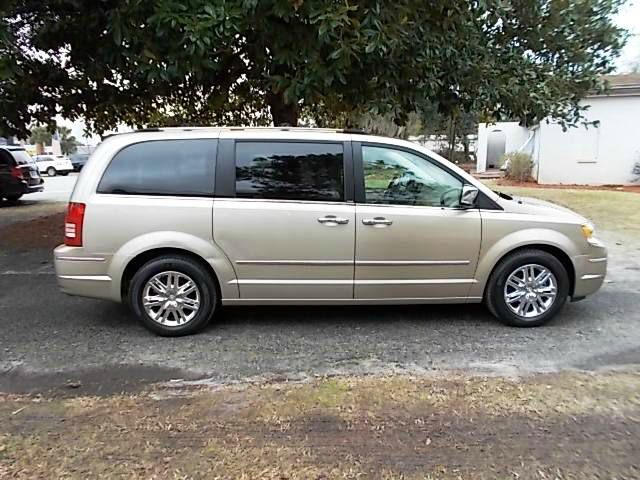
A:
[341,128,367,134]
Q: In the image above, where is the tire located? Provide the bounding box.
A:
[128,255,218,336]
[4,194,23,203]
[60,172,69,176]
[47,167,57,177]
[485,249,569,327]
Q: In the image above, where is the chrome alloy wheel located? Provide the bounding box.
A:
[504,264,558,319]
[142,271,201,326]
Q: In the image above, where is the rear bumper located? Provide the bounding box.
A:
[572,242,607,298]
[24,183,44,194]
[53,245,118,301]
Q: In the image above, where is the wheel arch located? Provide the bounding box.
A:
[482,244,576,299]
[120,247,221,302]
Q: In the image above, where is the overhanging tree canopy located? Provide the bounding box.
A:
[0,0,627,137]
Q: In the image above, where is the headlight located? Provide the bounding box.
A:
[581,223,594,240]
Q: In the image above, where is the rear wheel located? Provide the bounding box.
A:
[4,194,23,203]
[128,255,218,336]
[47,167,57,177]
[485,249,569,327]
[60,171,69,176]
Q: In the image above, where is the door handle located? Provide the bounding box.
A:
[318,215,349,226]
[362,217,393,226]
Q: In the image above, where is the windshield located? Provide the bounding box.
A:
[10,149,35,166]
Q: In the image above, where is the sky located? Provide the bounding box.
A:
[59,2,640,145]
[616,0,640,71]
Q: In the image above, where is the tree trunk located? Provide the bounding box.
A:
[448,115,457,163]
[267,91,299,126]
[36,142,44,155]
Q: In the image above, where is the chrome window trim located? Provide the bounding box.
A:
[214,197,354,206]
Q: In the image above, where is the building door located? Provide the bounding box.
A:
[486,130,506,168]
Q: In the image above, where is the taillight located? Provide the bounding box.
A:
[10,166,24,180]
[64,202,86,247]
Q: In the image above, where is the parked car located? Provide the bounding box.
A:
[54,127,607,336]
[69,153,90,172]
[0,146,44,202]
[32,154,74,176]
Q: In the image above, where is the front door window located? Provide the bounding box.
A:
[363,146,463,208]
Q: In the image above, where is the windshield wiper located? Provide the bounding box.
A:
[494,190,513,200]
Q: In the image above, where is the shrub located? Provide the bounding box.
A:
[502,152,533,182]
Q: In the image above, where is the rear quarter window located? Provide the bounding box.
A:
[10,150,33,166]
[97,139,217,196]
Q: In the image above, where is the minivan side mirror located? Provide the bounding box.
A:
[460,185,479,208]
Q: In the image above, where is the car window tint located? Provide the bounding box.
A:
[97,139,217,196]
[0,150,12,169]
[235,142,344,202]
[11,150,33,165]
[362,145,463,207]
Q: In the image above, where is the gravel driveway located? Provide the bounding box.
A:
[1,204,639,396]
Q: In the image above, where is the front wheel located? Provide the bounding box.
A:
[128,255,218,336]
[485,249,569,327]
[47,167,57,177]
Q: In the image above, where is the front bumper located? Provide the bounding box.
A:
[572,242,607,298]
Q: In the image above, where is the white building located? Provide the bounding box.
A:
[476,74,640,185]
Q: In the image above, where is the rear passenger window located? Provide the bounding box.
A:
[235,142,344,202]
[0,150,12,170]
[97,139,217,196]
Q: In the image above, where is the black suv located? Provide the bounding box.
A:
[0,146,44,202]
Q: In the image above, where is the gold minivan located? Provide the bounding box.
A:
[54,127,607,336]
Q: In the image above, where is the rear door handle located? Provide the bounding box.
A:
[318,215,349,226]
[362,217,393,226]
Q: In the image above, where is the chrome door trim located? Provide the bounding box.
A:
[235,260,353,266]
[356,260,470,266]
[229,278,476,285]
[229,279,352,285]
[235,260,470,266]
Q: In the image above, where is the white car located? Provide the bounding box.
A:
[32,154,74,176]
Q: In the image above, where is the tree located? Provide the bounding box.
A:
[28,126,52,155]
[57,126,78,155]
[0,0,627,137]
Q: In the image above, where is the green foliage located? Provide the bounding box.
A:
[58,126,78,155]
[0,0,628,137]
[28,126,52,146]
[503,152,534,182]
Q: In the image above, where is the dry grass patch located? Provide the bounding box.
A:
[1,371,639,479]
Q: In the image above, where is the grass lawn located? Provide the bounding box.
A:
[482,180,640,239]
[1,372,639,479]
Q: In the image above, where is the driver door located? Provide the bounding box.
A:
[354,143,481,300]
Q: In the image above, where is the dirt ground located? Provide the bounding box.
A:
[0,212,65,250]
[1,372,639,479]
